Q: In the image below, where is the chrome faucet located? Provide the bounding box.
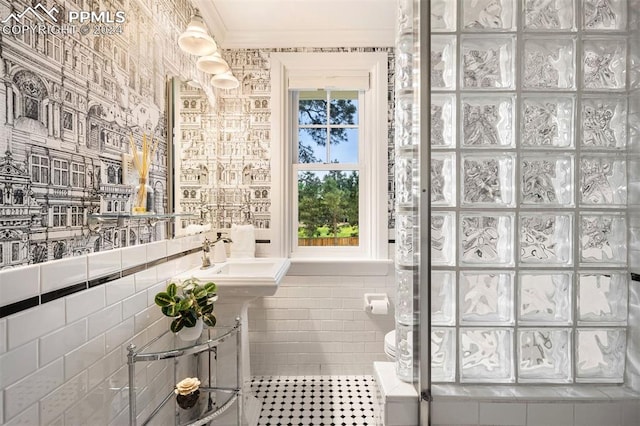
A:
[213,232,232,244]
[201,233,232,269]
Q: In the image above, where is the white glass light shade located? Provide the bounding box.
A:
[178,12,217,56]
[197,53,230,74]
[211,71,239,89]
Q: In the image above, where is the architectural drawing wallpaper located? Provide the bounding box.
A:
[174,47,396,237]
[0,0,200,267]
[0,0,396,268]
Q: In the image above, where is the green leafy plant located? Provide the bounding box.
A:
[154,278,218,333]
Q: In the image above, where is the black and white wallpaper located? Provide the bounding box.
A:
[174,47,396,237]
[0,0,396,268]
[0,0,200,267]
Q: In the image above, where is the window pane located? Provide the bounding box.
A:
[297,170,359,247]
[298,90,327,125]
[298,128,326,163]
[330,91,358,125]
[330,128,358,163]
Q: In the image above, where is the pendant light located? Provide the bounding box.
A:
[197,52,230,74]
[211,71,239,89]
[178,10,217,56]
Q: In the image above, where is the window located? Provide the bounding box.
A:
[70,206,84,226]
[31,154,49,184]
[271,52,388,259]
[24,95,40,120]
[294,90,361,248]
[71,163,85,187]
[52,159,69,186]
[63,111,73,130]
[11,242,20,262]
[52,206,67,227]
[45,35,61,62]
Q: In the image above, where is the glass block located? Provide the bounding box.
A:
[395,213,416,266]
[581,97,627,149]
[431,0,457,32]
[576,328,626,382]
[461,36,515,89]
[462,95,514,148]
[432,153,456,206]
[431,94,456,148]
[397,0,413,35]
[462,0,515,30]
[396,322,416,382]
[432,328,456,382]
[524,0,575,30]
[432,271,456,326]
[460,328,514,383]
[579,156,627,206]
[578,272,628,324]
[579,213,627,265]
[431,36,456,90]
[461,155,515,206]
[583,39,627,90]
[523,38,575,89]
[396,269,415,325]
[520,156,574,205]
[521,96,574,148]
[518,328,572,382]
[520,213,573,265]
[395,94,414,148]
[461,213,514,266]
[396,156,417,207]
[432,212,456,266]
[396,49,413,92]
[582,0,627,30]
[519,272,573,324]
[459,271,514,325]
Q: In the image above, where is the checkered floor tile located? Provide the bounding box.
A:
[251,375,380,426]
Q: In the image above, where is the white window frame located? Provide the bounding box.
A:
[270,52,388,260]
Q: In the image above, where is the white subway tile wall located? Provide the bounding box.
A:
[0,265,40,307]
[39,257,87,294]
[248,267,395,376]
[87,250,122,279]
[0,233,213,424]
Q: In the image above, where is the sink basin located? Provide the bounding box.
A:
[172,257,290,425]
[177,258,291,297]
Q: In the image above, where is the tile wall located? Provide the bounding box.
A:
[0,237,397,424]
[431,390,640,426]
[248,263,396,376]
[0,234,209,425]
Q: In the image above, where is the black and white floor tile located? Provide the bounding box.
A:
[251,375,380,426]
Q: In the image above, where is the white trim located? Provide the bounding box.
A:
[288,259,393,276]
[270,52,388,260]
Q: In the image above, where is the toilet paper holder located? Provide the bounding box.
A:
[364,293,389,313]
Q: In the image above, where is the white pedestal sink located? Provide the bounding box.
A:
[172,258,290,425]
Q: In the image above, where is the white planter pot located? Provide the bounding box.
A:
[177,318,204,341]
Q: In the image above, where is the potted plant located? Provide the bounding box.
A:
[154,277,218,340]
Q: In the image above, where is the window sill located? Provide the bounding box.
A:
[432,384,640,402]
[288,258,392,276]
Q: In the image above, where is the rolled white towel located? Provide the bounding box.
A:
[230,224,255,258]
[184,223,212,235]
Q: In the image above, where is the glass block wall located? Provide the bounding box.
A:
[431,0,631,384]
[394,0,420,383]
